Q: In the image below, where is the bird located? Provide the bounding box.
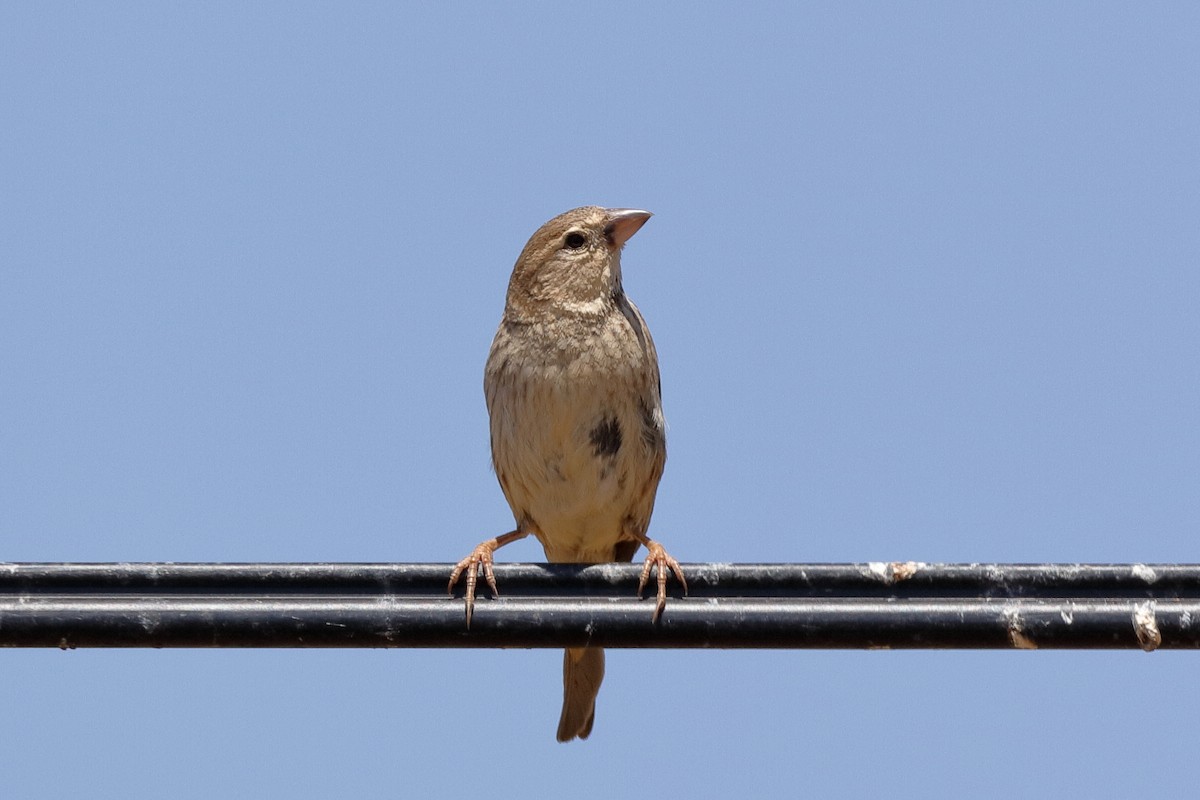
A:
[448,205,685,742]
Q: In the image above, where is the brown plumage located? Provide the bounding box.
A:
[448,206,685,742]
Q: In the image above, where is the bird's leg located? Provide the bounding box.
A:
[448,529,529,626]
[629,529,688,622]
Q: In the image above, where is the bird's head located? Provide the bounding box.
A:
[504,206,651,321]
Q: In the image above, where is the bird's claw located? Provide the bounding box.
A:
[637,541,687,622]
[448,542,501,627]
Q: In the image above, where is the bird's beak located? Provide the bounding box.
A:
[604,208,653,249]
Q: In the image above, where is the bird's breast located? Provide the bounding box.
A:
[484,319,664,562]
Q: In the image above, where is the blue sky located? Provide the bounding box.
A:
[2,2,1198,797]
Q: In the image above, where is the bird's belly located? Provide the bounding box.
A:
[532,508,629,563]
[490,386,650,563]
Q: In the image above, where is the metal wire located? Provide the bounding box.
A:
[2,562,1197,650]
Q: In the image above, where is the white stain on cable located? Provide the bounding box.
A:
[888,561,925,582]
[1132,601,1161,652]
[1004,606,1037,650]
[1131,564,1158,584]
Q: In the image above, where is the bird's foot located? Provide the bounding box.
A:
[448,542,502,628]
[448,529,526,627]
[636,540,688,622]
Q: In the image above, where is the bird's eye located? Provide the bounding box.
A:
[564,232,587,250]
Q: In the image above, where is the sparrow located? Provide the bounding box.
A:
[448,206,685,742]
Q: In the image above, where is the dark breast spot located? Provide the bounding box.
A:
[589,416,623,458]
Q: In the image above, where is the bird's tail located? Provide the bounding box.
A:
[556,646,604,742]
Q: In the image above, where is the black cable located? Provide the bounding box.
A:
[2,562,1194,650]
